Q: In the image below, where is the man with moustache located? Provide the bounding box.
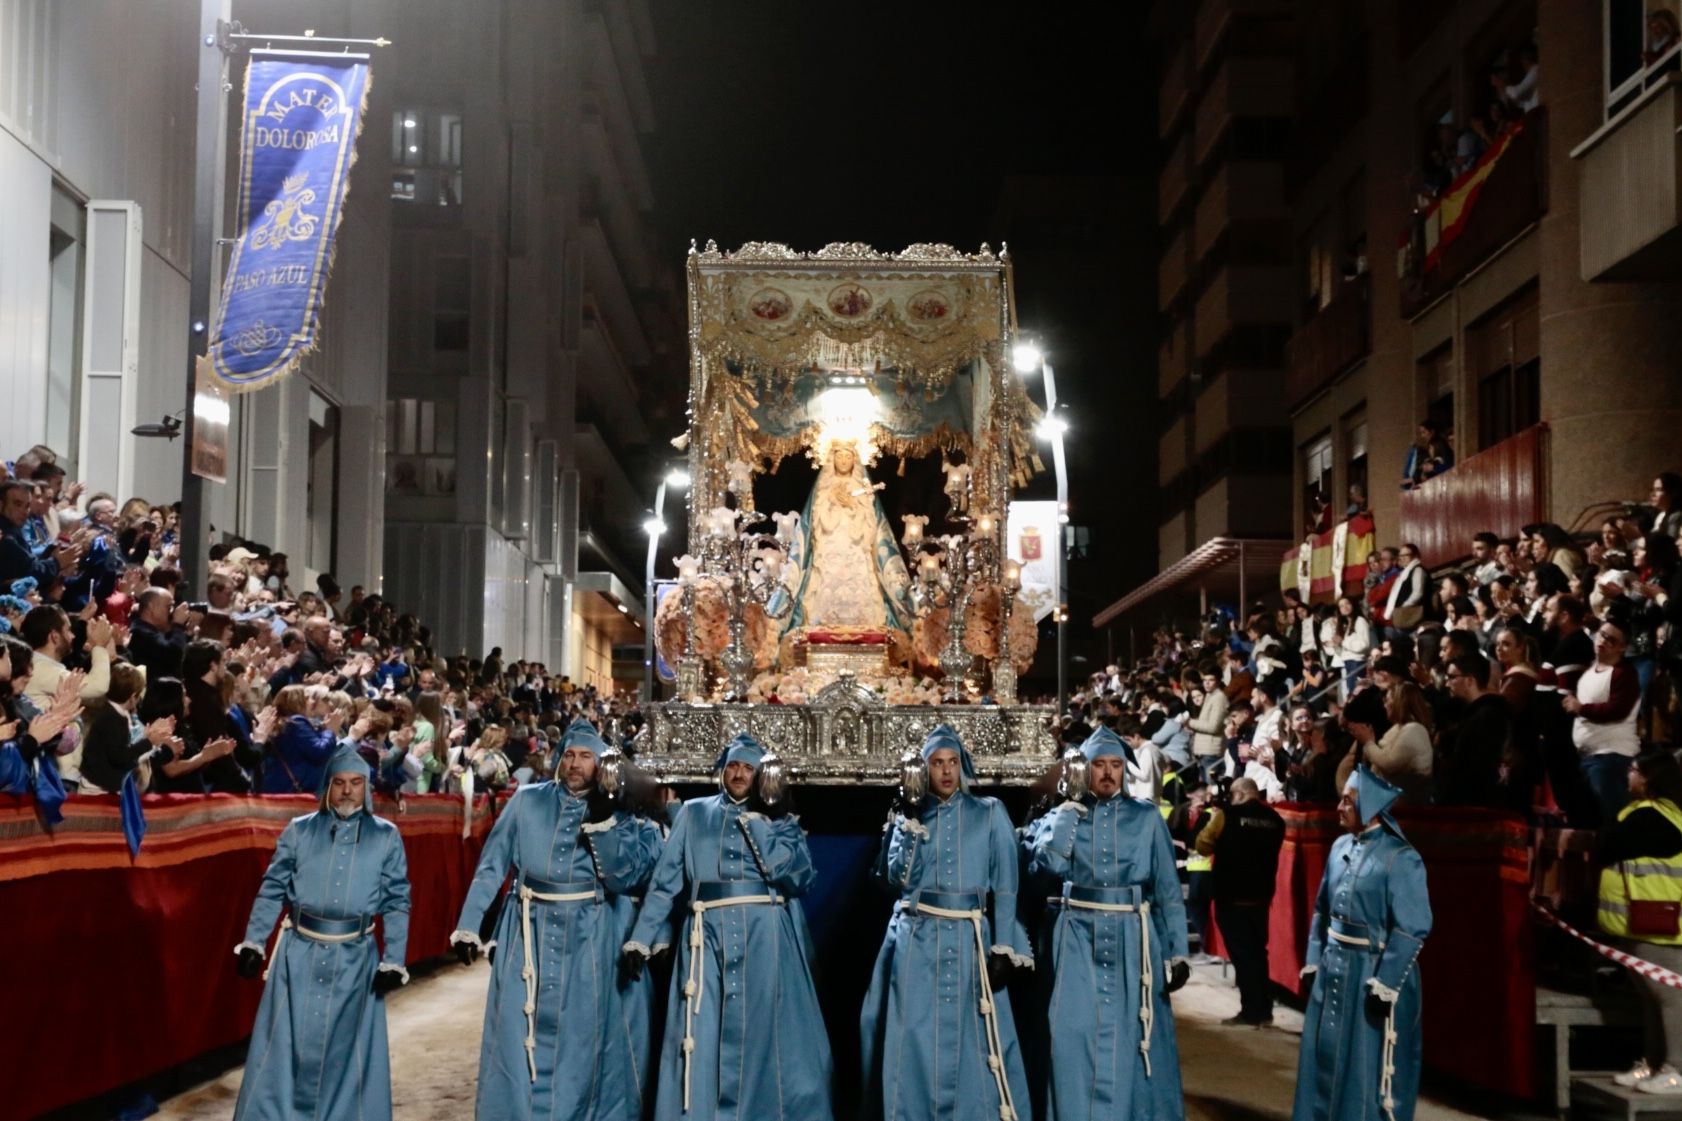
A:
[232,746,412,1121]
[451,716,664,1120]
[1027,725,1192,1119]
[624,731,832,1121]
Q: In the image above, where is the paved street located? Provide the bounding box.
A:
[154,960,1484,1120]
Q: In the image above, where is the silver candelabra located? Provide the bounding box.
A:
[700,505,793,702]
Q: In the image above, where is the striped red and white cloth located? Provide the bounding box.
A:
[1534,902,1682,989]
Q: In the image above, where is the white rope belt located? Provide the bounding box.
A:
[1324,927,1397,1121]
[519,885,596,1082]
[915,902,1019,1121]
[262,916,365,981]
[681,895,776,1112]
[1063,898,1154,1077]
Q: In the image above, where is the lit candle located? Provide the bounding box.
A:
[902,520,924,548]
[1003,560,1021,591]
[919,553,941,580]
[675,554,702,585]
[976,514,996,537]
[709,506,736,539]
[773,511,800,546]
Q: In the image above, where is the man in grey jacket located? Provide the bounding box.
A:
[1186,668,1229,782]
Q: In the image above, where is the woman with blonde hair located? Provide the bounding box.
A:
[257,683,337,793]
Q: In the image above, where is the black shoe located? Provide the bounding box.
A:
[1221,1014,1258,1027]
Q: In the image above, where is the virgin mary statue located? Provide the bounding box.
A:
[781,438,914,637]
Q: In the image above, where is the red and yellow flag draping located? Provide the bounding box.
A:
[1396,118,1524,277]
[1280,513,1376,604]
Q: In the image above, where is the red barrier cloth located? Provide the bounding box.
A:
[1205,804,1534,1099]
[0,792,494,1120]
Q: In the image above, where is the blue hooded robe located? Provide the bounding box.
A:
[233,746,411,1121]
[1292,766,1432,1121]
[860,725,1035,1121]
[626,732,834,1121]
[452,717,664,1121]
[1024,726,1189,1121]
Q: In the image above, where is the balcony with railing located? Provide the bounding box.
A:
[1397,108,1547,319]
[1284,272,1370,412]
[1575,74,1682,280]
[1398,422,1547,570]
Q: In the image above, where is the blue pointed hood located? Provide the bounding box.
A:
[713,731,766,773]
[920,723,976,785]
[1348,764,1402,826]
[319,744,374,813]
[1079,724,1136,766]
[559,715,609,758]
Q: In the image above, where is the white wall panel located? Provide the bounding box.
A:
[0,126,49,458]
[133,247,191,507]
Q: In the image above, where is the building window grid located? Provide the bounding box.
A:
[385,397,457,497]
[391,108,464,206]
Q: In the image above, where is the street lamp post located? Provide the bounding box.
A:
[1016,341,1071,717]
[642,467,691,703]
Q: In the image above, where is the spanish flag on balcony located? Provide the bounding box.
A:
[1280,513,1376,604]
[1418,122,1523,272]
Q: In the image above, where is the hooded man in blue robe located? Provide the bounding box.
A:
[860,723,1034,1121]
[622,731,833,1121]
[232,745,411,1121]
[450,716,664,1121]
[1024,725,1190,1120]
[1293,765,1432,1121]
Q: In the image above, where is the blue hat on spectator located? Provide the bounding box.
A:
[10,577,37,599]
[1079,724,1136,766]
[559,716,608,758]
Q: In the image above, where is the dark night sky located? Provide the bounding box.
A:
[642,3,1160,683]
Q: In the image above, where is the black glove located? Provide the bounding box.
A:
[1163,959,1191,995]
[986,952,1016,992]
[1365,990,1392,1027]
[585,788,615,824]
[453,937,480,967]
[619,947,648,983]
[371,967,405,996]
[235,946,264,980]
[488,943,496,965]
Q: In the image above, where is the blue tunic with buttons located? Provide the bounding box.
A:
[455,783,664,1121]
[234,809,411,1121]
[860,792,1035,1121]
[1025,796,1188,1121]
[628,794,833,1121]
[1292,823,1431,1121]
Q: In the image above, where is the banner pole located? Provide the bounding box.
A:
[181,0,232,599]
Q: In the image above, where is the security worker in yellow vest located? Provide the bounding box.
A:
[1167,771,1219,963]
[1598,752,1682,1096]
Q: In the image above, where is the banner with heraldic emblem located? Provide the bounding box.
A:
[206,51,370,391]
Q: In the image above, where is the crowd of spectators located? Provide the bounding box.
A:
[1058,469,1682,835]
[1414,39,1539,204]
[0,443,640,821]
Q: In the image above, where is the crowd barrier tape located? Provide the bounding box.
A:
[1532,901,1682,990]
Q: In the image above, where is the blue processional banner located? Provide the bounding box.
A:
[207,51,370,391]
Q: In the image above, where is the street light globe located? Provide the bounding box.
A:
[665,468,692,488]
[1012,341,1043,374]
[642,517,666,537]
[1036,414,1068,441]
